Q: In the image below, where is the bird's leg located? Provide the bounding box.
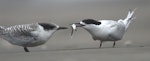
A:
[99,41,103,48]
[24,47,30,52]
[113,41,116,48]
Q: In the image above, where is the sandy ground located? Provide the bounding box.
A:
[0,47,150,61]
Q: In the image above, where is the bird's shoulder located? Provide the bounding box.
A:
[98,20,117,26]
[98,20,125,28]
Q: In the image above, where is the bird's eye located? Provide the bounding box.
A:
[97,22,101,25]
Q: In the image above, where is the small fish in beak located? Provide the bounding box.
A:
[71,24,77,38]
[70,23,84,38]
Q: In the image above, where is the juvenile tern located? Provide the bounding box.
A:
[0,22,67,52]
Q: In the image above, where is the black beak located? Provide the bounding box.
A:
[74,23,85,27]
[57,27,68,30]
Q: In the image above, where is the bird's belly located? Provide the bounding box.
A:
[8,39,47,47]
[92,34,110,41]
[90,31,109,41]
[26,40,47,47]
[1,35,47,47]
[90,31,123,41]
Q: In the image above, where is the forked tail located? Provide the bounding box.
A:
[123,8,136,31]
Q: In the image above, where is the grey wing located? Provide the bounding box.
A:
[108,22,126,40]
[0,24,38,45]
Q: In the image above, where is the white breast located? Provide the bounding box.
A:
[83,20,126,41]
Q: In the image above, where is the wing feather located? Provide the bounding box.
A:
[0,23,39,46]
[4,23,37,34]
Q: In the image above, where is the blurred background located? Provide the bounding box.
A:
[0,0,149,52]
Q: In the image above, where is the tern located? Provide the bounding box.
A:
[71,9,136,48]
[0,22,67,52]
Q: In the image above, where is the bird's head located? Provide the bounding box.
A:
[74,19,101,29]
[70,19,101,37]
[38,23,68,31]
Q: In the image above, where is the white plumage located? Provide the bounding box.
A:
[71,9,136,48]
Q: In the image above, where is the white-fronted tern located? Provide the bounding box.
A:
[71,9,136,48]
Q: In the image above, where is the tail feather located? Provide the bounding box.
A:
[123,8,136,31]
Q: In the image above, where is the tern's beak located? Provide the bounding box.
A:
[57,27,68,30]
[74,23,85,27]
